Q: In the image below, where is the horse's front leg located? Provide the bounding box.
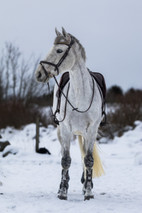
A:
[58,151,71,200]
[84,151,94,200]
[57,127,71,200]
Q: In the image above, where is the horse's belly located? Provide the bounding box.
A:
[70,116,92,136]
[68,109,101,136]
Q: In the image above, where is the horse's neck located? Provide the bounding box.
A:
[69,59,92,106]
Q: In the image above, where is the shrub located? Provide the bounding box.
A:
[0,100,55,129]
[101,88,142,140]
[0,42,54,129]
[106,85,123,103]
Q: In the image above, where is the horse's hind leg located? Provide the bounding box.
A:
[79,135,94,199]
[57,126,71,200]
[80,148,94,200]
[83,130,98,200]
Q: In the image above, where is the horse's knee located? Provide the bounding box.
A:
[84,153,94,169]
[61,154,71,170]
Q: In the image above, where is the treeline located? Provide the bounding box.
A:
[0,43,142,138]
[102,85,142,139]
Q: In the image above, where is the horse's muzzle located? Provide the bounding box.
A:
[36,70,50,83]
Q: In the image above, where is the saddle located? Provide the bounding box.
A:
[55,70,107,125]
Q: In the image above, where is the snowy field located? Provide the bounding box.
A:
[0,121,142,213]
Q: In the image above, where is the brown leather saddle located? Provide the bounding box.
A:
[55,70,107,125]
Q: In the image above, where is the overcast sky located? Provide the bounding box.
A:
[0,0,142,90]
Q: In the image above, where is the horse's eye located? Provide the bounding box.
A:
[57,49,63,53]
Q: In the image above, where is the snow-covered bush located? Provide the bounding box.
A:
[100,88,142,140]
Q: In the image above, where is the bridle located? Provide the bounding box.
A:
[40,38,74,76]
[39,37,95,125]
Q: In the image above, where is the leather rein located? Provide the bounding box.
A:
[39,38,95,125]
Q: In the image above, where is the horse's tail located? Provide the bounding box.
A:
[78,135,105,178]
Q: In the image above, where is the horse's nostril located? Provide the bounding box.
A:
[38,72,42,78]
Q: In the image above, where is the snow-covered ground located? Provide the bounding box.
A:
[0,121,142,213]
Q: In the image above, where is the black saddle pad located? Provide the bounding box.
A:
[89,71,106,100]
[56,71,106,101]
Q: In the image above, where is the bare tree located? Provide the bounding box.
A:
[18,59,29,99]
[0,57,4,101]
[0,42,54,129]
[0,42,47,104]
[5,44,10,100]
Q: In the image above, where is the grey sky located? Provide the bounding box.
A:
[0,0,142,90]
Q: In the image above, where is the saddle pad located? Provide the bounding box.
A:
[89,71,106,100]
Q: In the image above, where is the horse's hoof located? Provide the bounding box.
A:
[84,194,94,201]
[58,188,68,200]
[58,194,67,200]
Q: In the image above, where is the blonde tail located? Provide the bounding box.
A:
[78,135,105,178]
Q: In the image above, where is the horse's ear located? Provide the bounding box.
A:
[62,27,71,43]
[62,27,68,38]
[55,28,62,36]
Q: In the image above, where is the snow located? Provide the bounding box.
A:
[0,122,142,213]
[2,145,19,157]
[135,153,142,166]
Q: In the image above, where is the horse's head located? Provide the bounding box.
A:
[35,28,76,83]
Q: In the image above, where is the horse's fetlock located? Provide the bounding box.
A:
[59,169,70,198]
[84,169,93,189]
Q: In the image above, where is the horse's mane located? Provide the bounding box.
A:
[54,34,86,61]
[69,34,86,61]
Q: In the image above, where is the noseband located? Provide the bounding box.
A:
[40,38,74,76]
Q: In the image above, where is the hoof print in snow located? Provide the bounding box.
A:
[135,153,142,166]
[100,192,106,195]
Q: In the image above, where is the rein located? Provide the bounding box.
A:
[47,74,95,125]
[53,74,95,113]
